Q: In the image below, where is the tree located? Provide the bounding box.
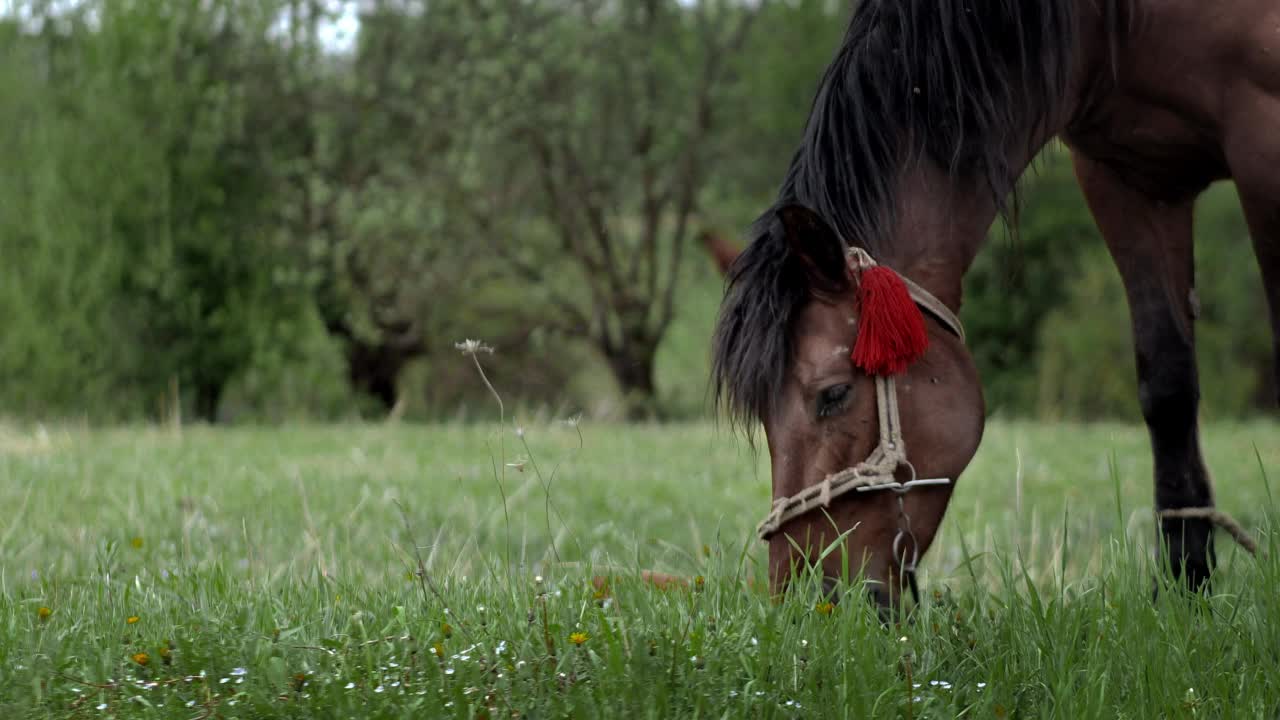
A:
[479,0,764,418]
[271,0,529,414]
[0,0,306,422]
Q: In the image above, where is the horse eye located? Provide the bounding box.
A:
[816,383,852,418]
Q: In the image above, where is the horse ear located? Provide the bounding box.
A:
[774,204,849,292]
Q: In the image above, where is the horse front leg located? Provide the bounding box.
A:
[1071,152,1216,591]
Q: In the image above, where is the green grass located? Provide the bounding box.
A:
[1,418,1278,718]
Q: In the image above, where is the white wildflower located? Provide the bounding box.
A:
[455,339,494,356]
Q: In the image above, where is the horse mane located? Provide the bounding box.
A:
[713,0,1097,428]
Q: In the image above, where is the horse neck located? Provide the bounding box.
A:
[877,161,1016,314]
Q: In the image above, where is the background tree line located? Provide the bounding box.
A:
[0,0,1272,424]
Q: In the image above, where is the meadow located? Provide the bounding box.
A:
[2,415,1279,719]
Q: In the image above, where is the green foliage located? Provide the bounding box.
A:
[711,0,851,221]
[0,1,309,421]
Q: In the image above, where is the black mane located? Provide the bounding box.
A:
[713,0,1087,427]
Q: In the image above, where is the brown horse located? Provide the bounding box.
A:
[713,0,1277,611]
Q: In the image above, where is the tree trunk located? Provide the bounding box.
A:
[346,342,416,412]
[194,381,223,423]
[604,341,660,421]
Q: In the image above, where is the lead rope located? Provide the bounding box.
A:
[1157,507,1260,556]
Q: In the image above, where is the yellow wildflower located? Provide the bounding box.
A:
[441,622,452,639]
[126,616,140,625]
[37,606,52,621]
[132,652,150,666]
[432,642,445,658]
[568,632,588,646]
[815,601,835,616]
[130,537,143,549]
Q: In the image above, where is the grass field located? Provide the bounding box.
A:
[2,417,1279,718]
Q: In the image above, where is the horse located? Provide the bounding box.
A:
[712,0,1278,612]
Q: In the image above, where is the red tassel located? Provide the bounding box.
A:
[850,266,929,375]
